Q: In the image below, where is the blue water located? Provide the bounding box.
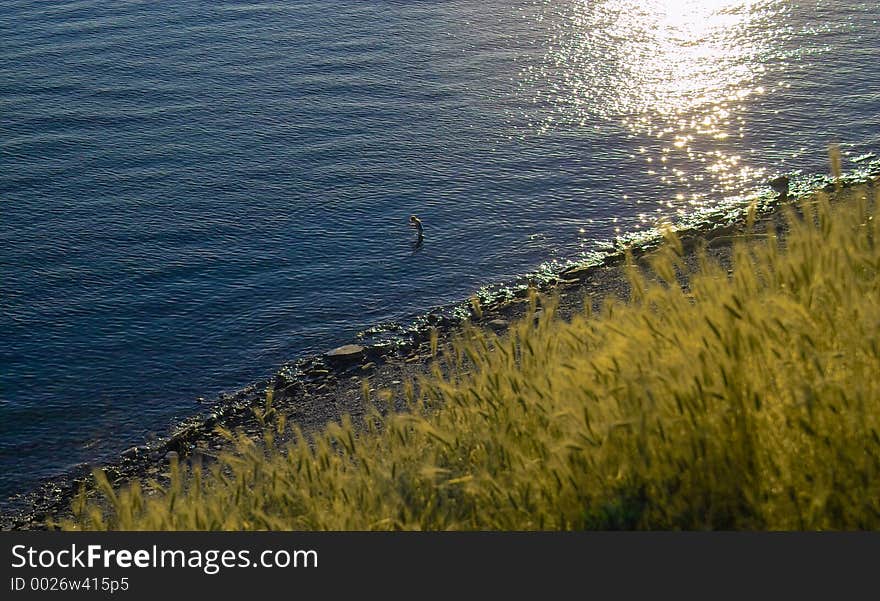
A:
[2,0,879,506]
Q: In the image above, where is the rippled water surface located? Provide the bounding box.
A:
[2,0,878,503]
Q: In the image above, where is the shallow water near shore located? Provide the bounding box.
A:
[2,0,879,507]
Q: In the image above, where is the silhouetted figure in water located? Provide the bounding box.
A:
[409,214,424,253]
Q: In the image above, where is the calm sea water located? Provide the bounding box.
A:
[1,0,878,505]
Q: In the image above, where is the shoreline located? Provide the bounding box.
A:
[3,160,878,530]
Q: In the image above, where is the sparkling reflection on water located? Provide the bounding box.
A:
[520,0,813,228]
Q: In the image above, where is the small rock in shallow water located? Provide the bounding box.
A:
[769,175,790,197]
[122,446,140,459]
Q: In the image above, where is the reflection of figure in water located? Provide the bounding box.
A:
[409,215,424,252]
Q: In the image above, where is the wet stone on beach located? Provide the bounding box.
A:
[487,319,510,331]
[325,344,365,364]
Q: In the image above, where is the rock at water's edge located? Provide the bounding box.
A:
[561,265,592,280]
[325,344,365,363]
[487,319,509,331]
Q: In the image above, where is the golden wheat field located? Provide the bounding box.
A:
[64,177,880,531]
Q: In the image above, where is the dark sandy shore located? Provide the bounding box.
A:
[3,172,877,530]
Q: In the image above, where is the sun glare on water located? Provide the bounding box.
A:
[522,0,790,217]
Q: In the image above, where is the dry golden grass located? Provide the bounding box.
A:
[64,180,880,530]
